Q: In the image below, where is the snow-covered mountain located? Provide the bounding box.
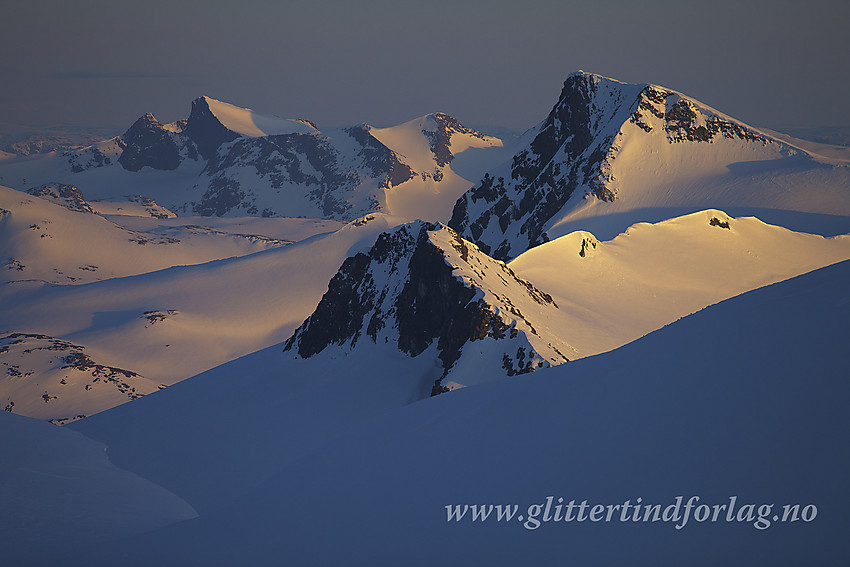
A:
[0,124,111,157]
[284,221,569,394]
[507,209,850,358]
[16,209,839,483]
[0,97,502,223]
[449,71,850,259]
[3,71,850,424]
[2,69,850,564]
[0,332,162,424]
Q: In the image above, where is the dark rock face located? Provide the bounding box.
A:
[285,222,564,391]
[193,178,248,217]
[629,85,669,133]
[630,87,769,144]
[194,125,418,218]
[392,227,514,373]
[183,97,240,161]
[449,73,629,260]
[284,223,425,358]
[201,133,356,217]
[579,237,596,257]
[118,114,184,172]
[664,98,768,143]
[709,216,731,229]
[345,125,415,187]
[26,183,95,213]
[424,113,490,168]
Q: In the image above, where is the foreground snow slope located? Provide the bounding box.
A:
[0,410,196,562]
[70,340,445,513]
[76,259,850,566]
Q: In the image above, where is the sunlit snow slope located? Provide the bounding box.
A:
[0,184,288,284]
[507,209,850,358]
[201,96,318,137]
[0,203,401,421]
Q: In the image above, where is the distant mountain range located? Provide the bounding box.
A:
[0,97,504,222]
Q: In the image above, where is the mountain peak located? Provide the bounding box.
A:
[563,70,633,89]
[193,96,318,138]
[449,71,782,260]
[284,221,567,393]
[183,96,240,160]
[119,109,189,171]
[139,112,160,125]
[121,113,164,138]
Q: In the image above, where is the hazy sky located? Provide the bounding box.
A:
[2,0,848,134]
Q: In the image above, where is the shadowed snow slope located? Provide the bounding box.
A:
[0,410,196,564]
[68,259,850,566]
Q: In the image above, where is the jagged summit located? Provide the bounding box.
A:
[447,72,652,259]
[284,220,570,393]
[137,112,159,124]
[119,111,191,171]
[180,94,321,162]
